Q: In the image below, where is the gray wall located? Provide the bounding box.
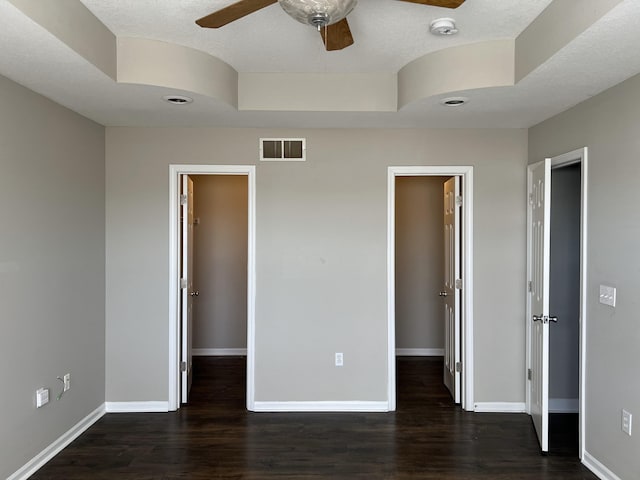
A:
[529,73,640,479]
[105,127,528,404]
[395,176,446,351]
[0,75,105,479]
[192,175,248,350]
[549,164,581,402]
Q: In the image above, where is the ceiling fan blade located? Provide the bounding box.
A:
[398,0,466,8]
[320,18,354,51]
[196,0,277,28]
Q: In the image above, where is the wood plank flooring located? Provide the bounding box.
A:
[31,357,597,479]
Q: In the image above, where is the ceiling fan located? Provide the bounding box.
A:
[196,0,466,51]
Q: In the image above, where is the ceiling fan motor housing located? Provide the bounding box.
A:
[279,0,357,28]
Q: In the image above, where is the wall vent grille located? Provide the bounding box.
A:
[260,138,306,162]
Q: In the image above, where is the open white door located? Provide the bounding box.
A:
[180,175,195,403]
[528,159,551,453]
[442,177,461,404]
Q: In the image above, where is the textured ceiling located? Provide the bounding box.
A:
[79,0,552,73]
[0,0,639,129]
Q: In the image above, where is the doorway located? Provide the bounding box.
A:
[183,175,249,403]
[191,175,249,357]
[548,163,581,455]
[394,176,451,405]
[525,147,588,458]
[387,166,474,412]
[394,176,448,358]
[168,165,256,412]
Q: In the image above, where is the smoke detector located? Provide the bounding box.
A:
[430,18,458,36]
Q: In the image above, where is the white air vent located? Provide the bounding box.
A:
[260,138,306,162]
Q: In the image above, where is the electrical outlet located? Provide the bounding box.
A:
[63,373,71,392]
[335,352,344,367]
[36,388,49,408]
[622,409,632,435]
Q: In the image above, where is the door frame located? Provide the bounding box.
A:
[525,147,588,459]
[387,166,474,411]
[168,164,256,411]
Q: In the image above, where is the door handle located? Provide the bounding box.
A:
[438,291,448,297]
[548,316,558,323]
[532,314,544,322]
[189,291,199,297]
[532,314,558,323]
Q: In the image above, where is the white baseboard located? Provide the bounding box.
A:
[192,348,247,356]
[8,403,106,480]
[252,401,389,412]
[583,451,622,480]
[396,348,444,356]
[549,398,579,413]
[105,401,169,413]
[473,402,526,413]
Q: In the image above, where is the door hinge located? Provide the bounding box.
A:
[180,278,187,289]
[455,362,462,373]
[180,194,187,205]
[455,278,463,290]
[528,281,533,292]
[180,361,187,373]
[527,368,532,381]
[455,195,463,207]
[529,193,534,205]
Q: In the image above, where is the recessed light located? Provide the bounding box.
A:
[430,18,458,36]
[163,95,193,105]
[440,96,468,107]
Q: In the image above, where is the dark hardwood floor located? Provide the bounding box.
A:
[31,357,596,479]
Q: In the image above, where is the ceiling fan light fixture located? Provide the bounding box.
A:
[279,0,357,29]
[430,18,458,36]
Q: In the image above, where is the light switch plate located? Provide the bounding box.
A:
[622,409,632,435]
[36,388,49,408]
[599,285,616,307]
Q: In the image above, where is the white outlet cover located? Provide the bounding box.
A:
[335,352,344,367]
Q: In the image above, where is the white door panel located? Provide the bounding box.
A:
[443,177,461,404]
[528,159,551,452]
[181,175,195,403]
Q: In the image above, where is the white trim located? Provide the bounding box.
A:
[396,348,444,356]
[169,164,256,412]
[7,404,106,480]
[579,148,588,461]
[549,398,579,413]
[253,401,389,412]
[582,451,622,480]
[473,402,526,413]
[105,401,169,413]
[387,166,474,412]
[193,348,247,356]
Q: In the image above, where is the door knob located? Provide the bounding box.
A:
[532,314,544,322]
[438,291,448,297]
[548,316,558,323]
[189,291,199,297]
[532,314,558,323]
